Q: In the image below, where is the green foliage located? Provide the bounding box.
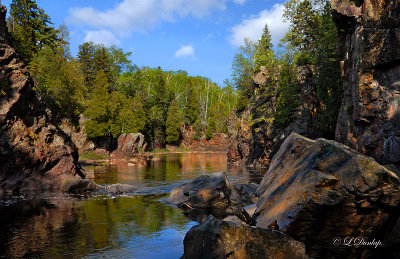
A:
[192,120,202,140]
[166,100,183,144]
[283,0,342,137]
[254,24,275,72]
[79,151,108,160]
[11,2,238,149]
[205,120,215,141]
[183,78,199,125]
[131,94,147,133]
[84,70,111,138]
[231,38,257,93]
[77,42,96,90]
[275,48,300,129]
[9,0,60,63]
[209,102,228,133]
[29,33,86,124]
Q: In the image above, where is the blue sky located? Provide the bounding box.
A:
[2,0,290,86]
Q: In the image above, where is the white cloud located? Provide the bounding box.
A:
[68,0,236,34]
[229,3,289,47]
[84,30,120,47]
[174,45,195,59]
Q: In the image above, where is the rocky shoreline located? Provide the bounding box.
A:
[168,133,400,258]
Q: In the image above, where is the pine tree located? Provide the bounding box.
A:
[254,23,275,72]
[77,42,96,91]
[132,94,147,132]
[9,0,60,63]
[166,100,182,144]
[94,45,110,76]
[84,70,111,138]
[183,78,199,125]
[117,94,147,134]
[29,26,86,125]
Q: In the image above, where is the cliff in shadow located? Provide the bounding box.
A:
[0,5,84,195]
[333,0,400,169]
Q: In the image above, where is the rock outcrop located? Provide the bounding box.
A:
[255,132,400,258]
[167,172,262,223]
[0,5,84,193]
[228,65,318,168]
[181,125,230,151]
[227,110,252,165]
[182,215,308,259]
[167,172,243,218]
[110,133,147,158]
[333,0,400,166]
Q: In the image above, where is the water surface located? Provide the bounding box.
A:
[0,152,264,259]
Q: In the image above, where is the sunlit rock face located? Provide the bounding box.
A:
[333,0,400,165]
[0,5,84,193]
[255,132,400,258]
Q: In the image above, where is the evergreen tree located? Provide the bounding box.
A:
[205,120,215,141]
[166,100,182,144]
[150,105,165,148]
[117,93,147,134]
[29,27,86,125]
[132,93,147,132]
[94,45,110,78]
[84,70,111,138]
[254,24,276,73]
[283,0,342,137]
[183,78,199,125]
[77,42,96,91]
[9,0,60,63]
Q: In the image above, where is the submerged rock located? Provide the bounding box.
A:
[255,132,400,258]
[182,215,308,259]
[0,5,84,193]
[60,178,101,193]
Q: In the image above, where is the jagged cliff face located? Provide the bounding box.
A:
[228,65,318,167]
[334,0,400,165]
[0,5,84,194]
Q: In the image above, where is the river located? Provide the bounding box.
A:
[0,152,264,259]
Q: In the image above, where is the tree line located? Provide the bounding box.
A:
[7,0,237,149]
[229,0,342,139]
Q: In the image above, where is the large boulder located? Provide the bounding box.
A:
[0,5,84,193]
[167,172,243,218]
[255,132,400,258]
[333,0,400,165]
[110,133,146,158]
[182,215,308,259]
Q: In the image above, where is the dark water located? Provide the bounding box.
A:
[0,152,264,259]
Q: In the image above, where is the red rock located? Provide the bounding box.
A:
[333,0,400,165]
[0,5,84,192]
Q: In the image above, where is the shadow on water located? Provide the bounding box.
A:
[0,193,195,259]
[0,152,264,258]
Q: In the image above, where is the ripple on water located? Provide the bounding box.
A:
[0,153,264,258]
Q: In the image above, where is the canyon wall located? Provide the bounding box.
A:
[0,5,84,194]
[333,0,400,166]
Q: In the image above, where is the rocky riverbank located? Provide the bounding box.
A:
[168,133,400,258]
[0,5,84,194]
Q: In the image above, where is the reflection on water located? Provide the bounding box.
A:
[90,152,263,186]
[0,152,264,258]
